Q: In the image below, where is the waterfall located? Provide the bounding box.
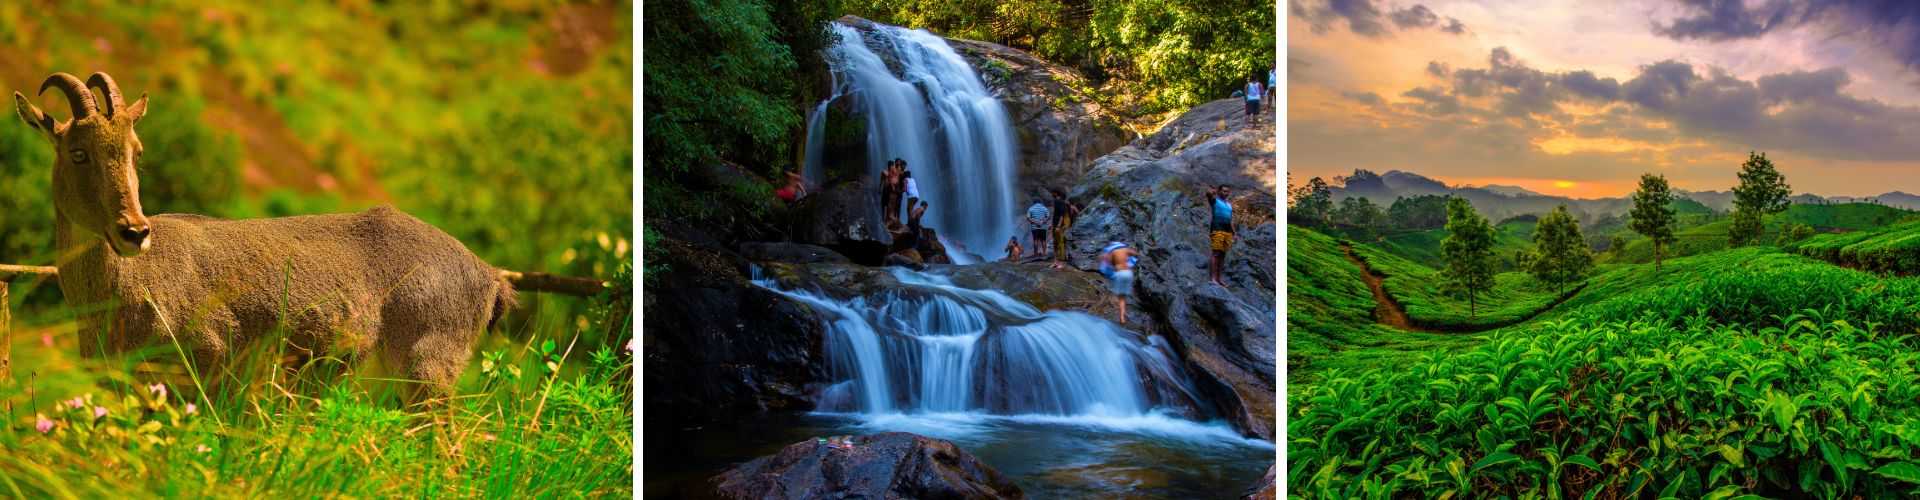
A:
[802,99,831,188]
[815,22,1021,263]
[751,267,1203,420]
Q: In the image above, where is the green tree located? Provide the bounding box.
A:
[1728,152,1791,247]
[1439,196,1498,320]
[1522,204,1592,295]
[1776,222,1814,246]
[1629,173,1678,270]
[1609,235,1627,255]
[644,0,838,217]
[1288,176,1333,226]
[1337,196,1383,227]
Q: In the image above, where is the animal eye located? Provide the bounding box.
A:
[70,150,88,163]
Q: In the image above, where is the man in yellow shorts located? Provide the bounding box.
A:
[1049,189,1080,269]
[1206,185,1235,287]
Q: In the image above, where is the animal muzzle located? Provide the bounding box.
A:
[109,217,151,257]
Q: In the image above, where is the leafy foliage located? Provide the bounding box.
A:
[1336,196,1383,227]
[1629,173,1678,270]
[1386,194,1451,230]
[1523,204,1592,295]
[1288,176,1333,226]
[1730,152,1792,247]
[1290,305,1920,498]
[1788,219,1920,276]
[1440,197,1498,319]
[848,0,1276,114]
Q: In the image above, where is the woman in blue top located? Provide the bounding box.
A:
[1206,185,1235,287]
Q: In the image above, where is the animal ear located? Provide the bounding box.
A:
[13,91,58,143]
[124,92,148,123]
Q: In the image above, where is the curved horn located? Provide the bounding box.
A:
[85,72,125,117]
[37,73,97,121]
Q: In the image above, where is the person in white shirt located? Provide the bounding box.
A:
[902,171,920,222]
[1244,74,1264,128]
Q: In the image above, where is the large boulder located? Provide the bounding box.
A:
[947,37,1132,197]
[1242,463,1277,499]
[1066,98,1278,440]
[790,181,893,265]
[712,432,1026,499]
[641,236,831,422]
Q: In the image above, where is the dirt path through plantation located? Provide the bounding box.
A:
[1342,243,1417,330]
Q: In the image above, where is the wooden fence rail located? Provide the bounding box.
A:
[0,265,604,383]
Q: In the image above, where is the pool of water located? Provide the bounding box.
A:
[644,411,1273,498]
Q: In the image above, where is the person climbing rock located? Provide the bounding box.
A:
[1004,235,1023,261]
[1244,74,1264,127]
[902,201,927,250]
[1025,198,1051,260]
[1049,189,1079,269]
[1100,238,1139,325]
[902,170,920,222]
[776,168,808,203]
[1206,184,1236,287]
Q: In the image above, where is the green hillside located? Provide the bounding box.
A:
[1788,219,1920,275]
[1285,226,1480,381]
[1330,224,1535,272]
[1610,203,1912,264]
[1289,219,1920,497]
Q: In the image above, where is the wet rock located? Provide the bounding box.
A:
[884,250,925,270]
[641,236,831,422]
[738,241,849,265]
[791,181,893,265]
[946,37,1131,197]
[1242,463,1276,500]
[712,432,1025,499]
[1065,98,1278,440]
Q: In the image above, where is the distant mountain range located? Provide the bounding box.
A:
[1323,170,1920,221]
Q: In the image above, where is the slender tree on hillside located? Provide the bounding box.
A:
[1729,152,1792,247]
[1288,177,1334,226]
[1523,204,1592,295]
[1609,235,1627,255]
[1629,173,1678,271]
[1337,196,1384,227]
[1439,196,1498,320]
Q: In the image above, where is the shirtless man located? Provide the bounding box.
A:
[776,169,808,203]
[1100,238,1139,326]
[880,160,901,224]
[1004,236,1024,261]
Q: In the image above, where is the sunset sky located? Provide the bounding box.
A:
[1287,0,1920,198]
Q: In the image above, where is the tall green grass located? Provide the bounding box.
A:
[0,267,633,497]
[1788,220,1920,276]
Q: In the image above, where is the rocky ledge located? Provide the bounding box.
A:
[711,432,1026,499]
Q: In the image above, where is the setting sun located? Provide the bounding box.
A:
[1553,181,1578,189]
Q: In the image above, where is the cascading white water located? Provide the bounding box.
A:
[802,99,831,189]
[815,22,1021,263]
[751,267,1201,420]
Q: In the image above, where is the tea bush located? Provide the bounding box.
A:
[1290,309,1920,498]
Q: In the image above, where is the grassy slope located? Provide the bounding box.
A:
[1787,219,1920,275]
[1328,224,1534,272]
[1286,226,1480,382]
[1611,203,1913,264]
[0,1,633,496]
[1290,231,1920,497]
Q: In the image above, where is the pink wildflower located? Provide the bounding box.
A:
[626,338,637,353]
[185,403,198,415]
[34,414,52,434]
[66,397,85,409]
[196,444,210,453]
[40,333,53,347]
[147,383,168,400]
[93,406,109,419]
